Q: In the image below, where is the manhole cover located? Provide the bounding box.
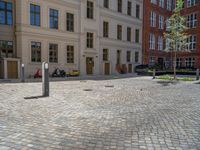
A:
[105,85,114,88]
[83,89,93,91]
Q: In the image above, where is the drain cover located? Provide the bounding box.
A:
[83,89,93,91]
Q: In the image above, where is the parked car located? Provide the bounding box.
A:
[66,70,80,77]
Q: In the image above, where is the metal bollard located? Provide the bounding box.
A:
[196,69,199,81]
[153,69,156,79]
[42,62,49,97]
[21,64,25,82]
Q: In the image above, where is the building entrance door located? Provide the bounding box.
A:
[158,58,164,69]
[128,64,132,73]
[104,63,110,75]
[86,57,94,75]
[7,61,18,79]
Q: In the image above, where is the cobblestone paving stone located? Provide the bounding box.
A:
[0,77,200,150]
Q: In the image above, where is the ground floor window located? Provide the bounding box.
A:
[127,51,131,62]
[0,40,13,58]
[185,57,195,68]
[176,58,183,68]
[49,43,58,63]
[103,49,109,61]
[116,50,121,64]
[67,45,74,63]
[135,52,139,63]
[149,56,155,66]
[31,41,41,62]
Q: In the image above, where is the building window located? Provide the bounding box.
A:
[118,0,122,13]
[151,0,157,4]
[67,45,74,63]
[187,0,197,7]
[185,58,195,68]
[0,40,13,58]
[87,32,94,48]
[167,0,172,11]
[49,8,58,29]
[31,42,41,62]
[159,15,164,29]
[149,57,155,65]
[150,11,156,27]
[159,0,164,8]
[165,38,171,50]
[30,4,40,26]
[127,51,131,62]
[87,1,94,19]
[127,27,131,42]
[103,21,109,38]
[158,36,163,51]
[187,13,197,28]
[166,17,170,31]
[103,49,108,61]
[136,4,140,19]
[49,44,58,63]
[135,29,140,43]
[0,1,12,25]
[117,25,122,40]
[176,58,183,68]
[149,33,155,49]
[187,35,196,50]
[127,1,132,16]
[104,0,109,8]
[117,50,121,64]
[135,52,139,63]
[66,13,74,32]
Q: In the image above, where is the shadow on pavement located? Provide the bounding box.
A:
[24,95,45,99]
[156,80,178,86]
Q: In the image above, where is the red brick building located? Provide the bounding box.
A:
[143,0,200,69]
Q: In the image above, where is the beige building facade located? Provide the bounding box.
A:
[0,0,143,79]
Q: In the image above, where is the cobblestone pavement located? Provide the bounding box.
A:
[0,77,200,150]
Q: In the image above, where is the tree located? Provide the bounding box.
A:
[164,0,188,79]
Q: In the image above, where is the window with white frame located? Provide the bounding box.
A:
[151,0,157,4]
[165,38,171,50]
[149,33,155,49]
[176,58,183,68]
[187,35,196,50]
[150,11,156,27]
[166,17,170,31]
[158,36,163,51]
[167,0,172,11]
[187,13,197,28]
[149,56,155,65]
[185,58,195,68]
[159,15,164,29]
[159,0,164,8]
[187,0,197,7]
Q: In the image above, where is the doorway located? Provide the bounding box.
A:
[104,63,110,75]
[7,61,18,79]
[128,64,132,73]
[86,57,94,75]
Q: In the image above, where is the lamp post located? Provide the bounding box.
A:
[42,62,49,97]
[196,69,199,81]
[21,64,25,82]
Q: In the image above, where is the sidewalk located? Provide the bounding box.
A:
[0,73,138,83]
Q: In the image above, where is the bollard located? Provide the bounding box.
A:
[196,69,199,81]
[42,62,49,97]
[21,64,25,82]
[153,69,156,79]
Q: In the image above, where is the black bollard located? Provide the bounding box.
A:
[42,62,49,97]
[21,64,25,82]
